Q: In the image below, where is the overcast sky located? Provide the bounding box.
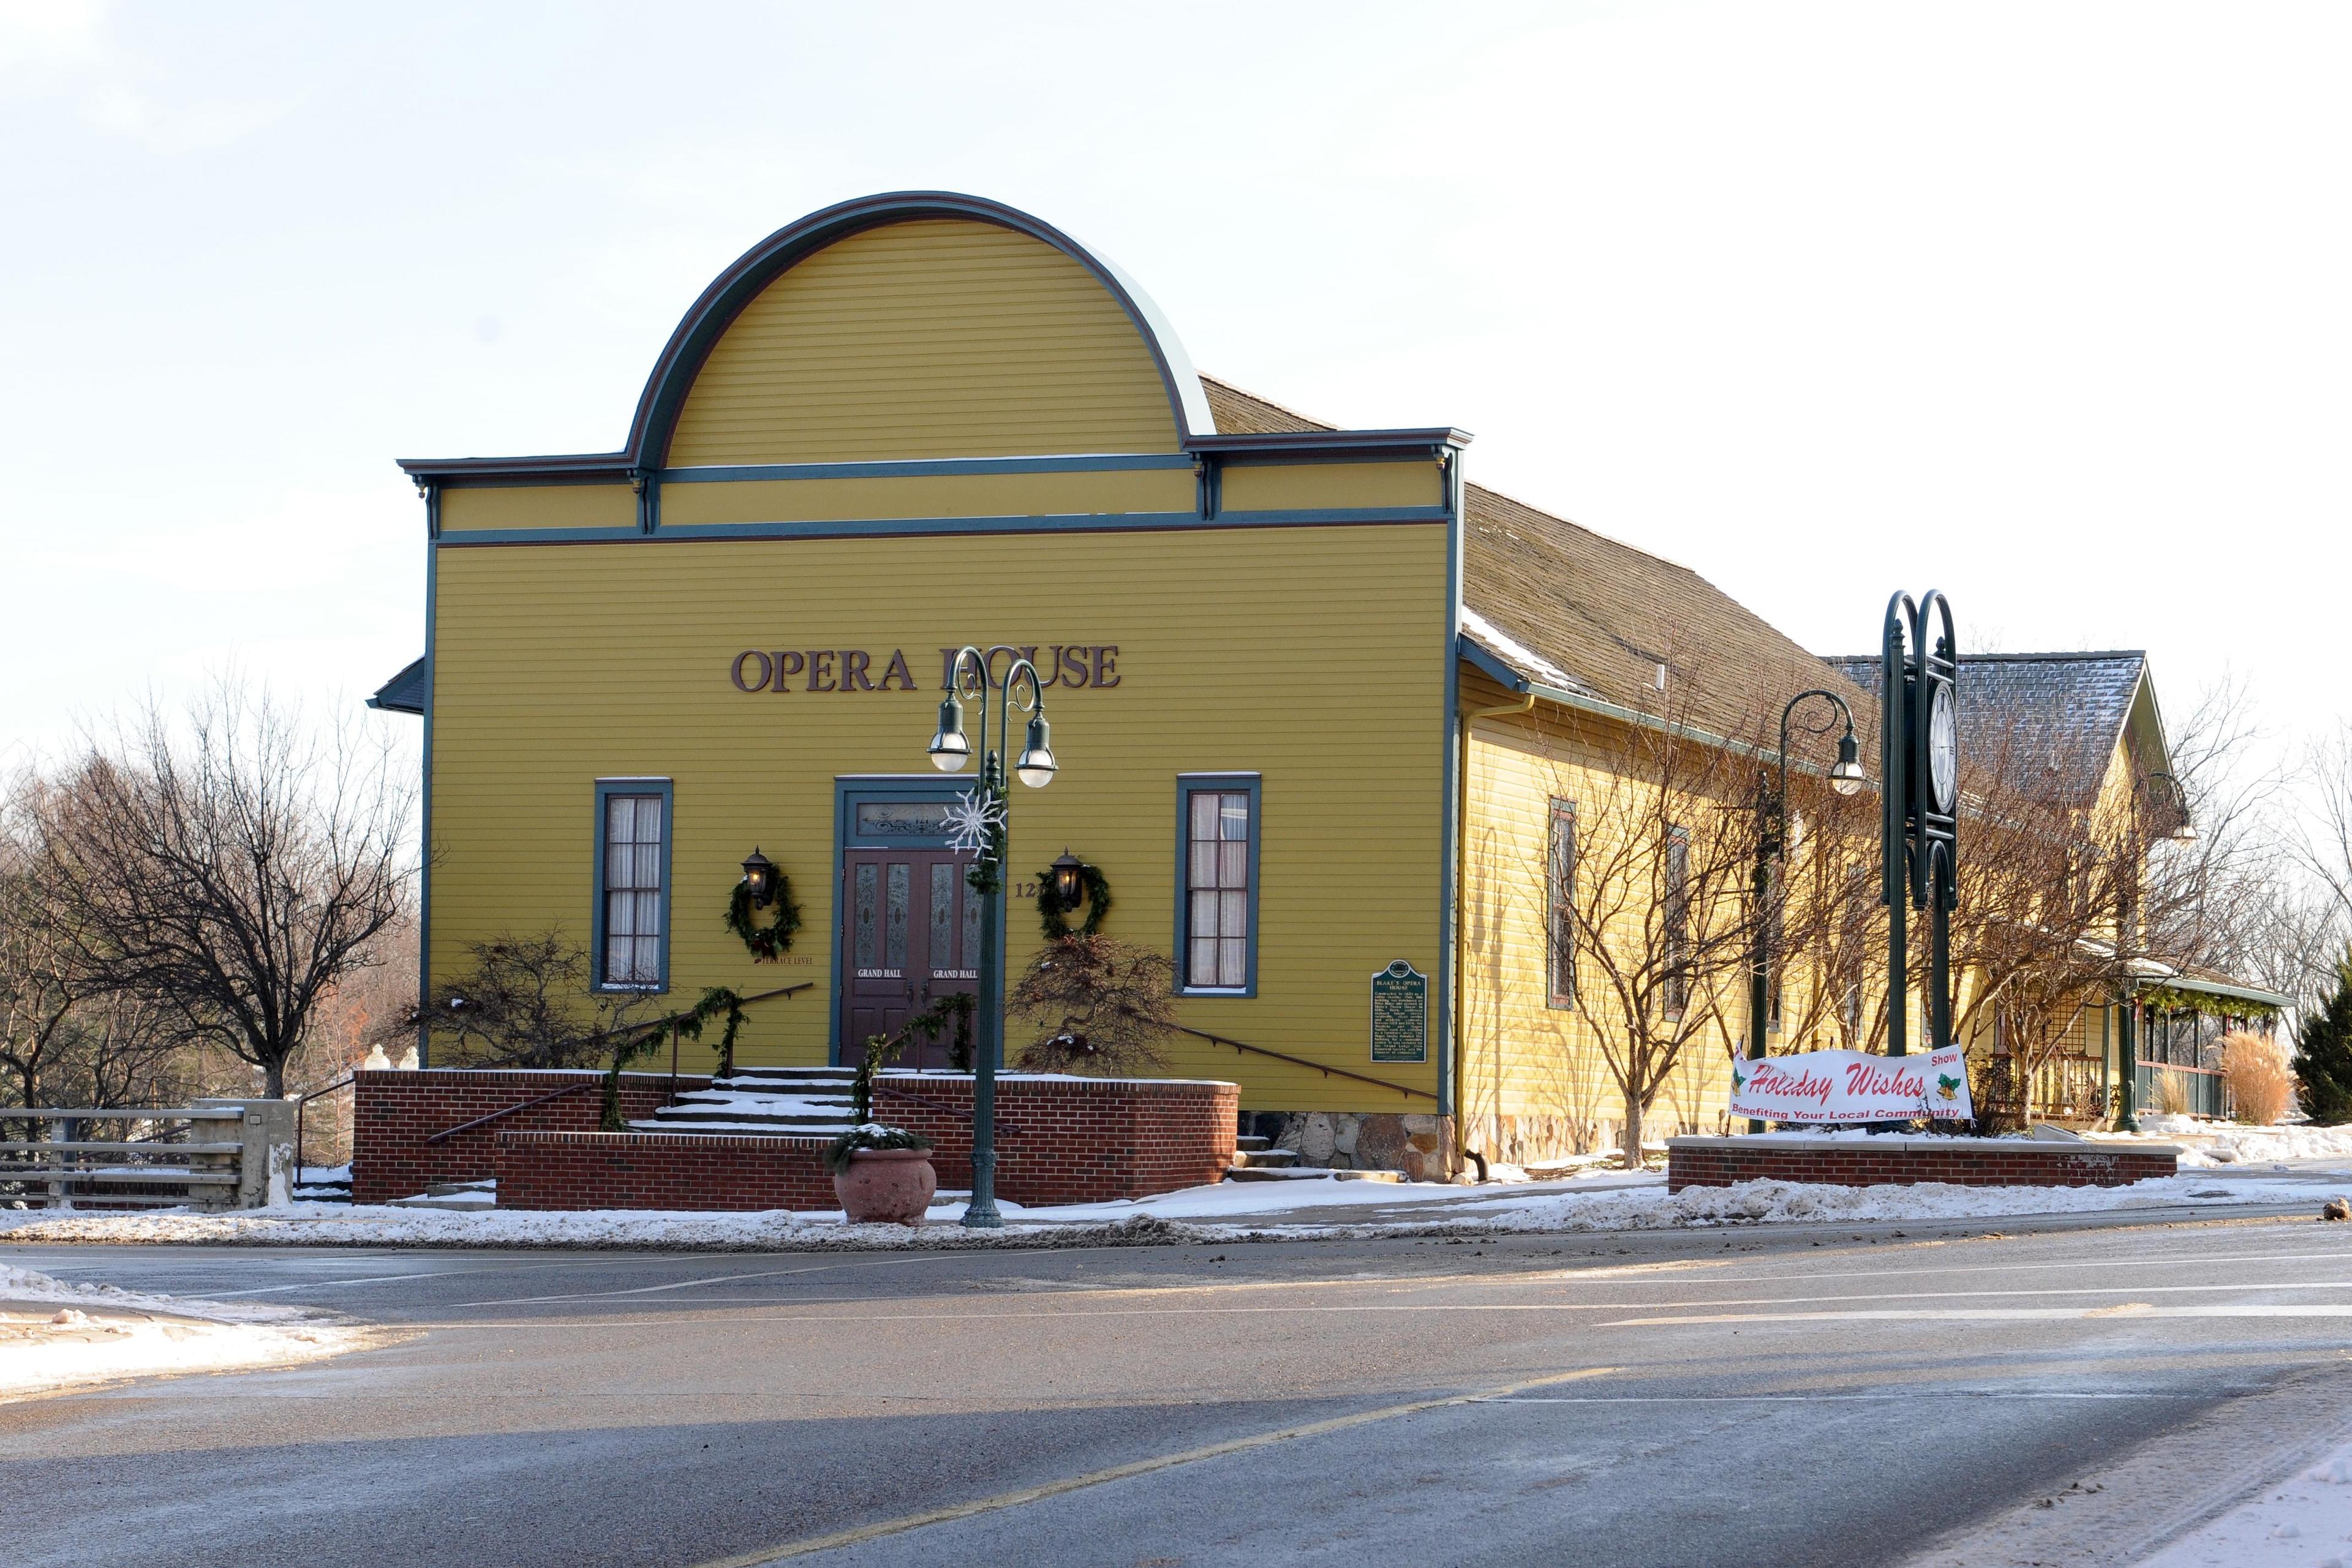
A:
[3,0,2345,782]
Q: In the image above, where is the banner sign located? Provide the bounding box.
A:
[1728,1044,1972,1124]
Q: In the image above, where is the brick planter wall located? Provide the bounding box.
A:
[495,1131,837,1213]
[354,1068,1238,1211]
[1665,1136,2180,1194]
[873,1072,1239,1205]
[351,1069,706,1205]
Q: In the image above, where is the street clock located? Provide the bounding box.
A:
[1882,590,1960,1059]
[1927,680,1957,813]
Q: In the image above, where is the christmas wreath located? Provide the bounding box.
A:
[726,873,802,961]
[1035,861,1112,939]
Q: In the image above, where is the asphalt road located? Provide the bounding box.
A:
[6,1210,2351,1568]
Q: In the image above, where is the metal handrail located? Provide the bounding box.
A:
[420,981,816,1144]
[293,1074,357,1175]
[1170,1025,1441,1102]
[424,1079,600,1145]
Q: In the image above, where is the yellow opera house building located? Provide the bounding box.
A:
[380,191,2264,1175]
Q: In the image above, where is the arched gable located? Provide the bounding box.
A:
[638,194,1212,467]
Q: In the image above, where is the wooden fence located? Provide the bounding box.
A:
[1,1100,295,1211]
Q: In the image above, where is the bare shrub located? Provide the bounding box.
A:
[2220,1030,2295,1126]
[426,930,651,1069]
[1010,935,1178,1075]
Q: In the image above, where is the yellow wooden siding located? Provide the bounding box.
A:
[660,468,1193,527]
[439,484,636,532]
[1456,671,1740,1149]
[1219,461,1442,513]
[665,220,1180,466]
[429,522,1448,1107]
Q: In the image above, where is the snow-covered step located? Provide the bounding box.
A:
[632,1066,864,1137]
[1230,1147,1300,1169]
[1235,1134,1272,1152]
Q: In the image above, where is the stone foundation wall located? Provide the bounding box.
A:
[1665,1136,2180,1193]
[1240,1111,1456,1182]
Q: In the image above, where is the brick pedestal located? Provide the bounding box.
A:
[1665,1135,2180,1193]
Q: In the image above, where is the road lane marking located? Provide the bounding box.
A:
[679,1366,1618,1567]
[464,1246,2352,1311]
[1603,1305,2352,1325]
[1478,1390,2231,1403]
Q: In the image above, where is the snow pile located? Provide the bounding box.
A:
[0,1202,1221,1253]
[0,1161,2335,1250]
[2197,1124,2352,1164]
[0,1264,374,1401]
[2135,1434,2352,1567]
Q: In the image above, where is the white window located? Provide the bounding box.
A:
[600,790,666,988]
[1181,779,1257,992]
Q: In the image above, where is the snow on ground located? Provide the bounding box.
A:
[2135,1436,2352,1567]
[2093,1118,2352,1167]
[2,1158,2343,1250]
[0,1264,378,1401]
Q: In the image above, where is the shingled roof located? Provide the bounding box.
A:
[1199,376,1867,741]
[1822,650,2159,804]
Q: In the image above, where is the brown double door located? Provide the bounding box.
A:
[840,848,982,1069]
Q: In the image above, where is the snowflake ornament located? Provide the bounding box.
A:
[943,786,1006,856]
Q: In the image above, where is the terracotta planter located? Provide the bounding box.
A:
[833,1147,937,1226]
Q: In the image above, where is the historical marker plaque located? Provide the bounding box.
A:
[1369,960,1428,1064]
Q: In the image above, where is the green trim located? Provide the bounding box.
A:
[590,777,675,995]
[416,538,438,1066]
[1175,773,1262,999]
[829,776,971,1065]
[661,454,1196,483]
[434,507,1449,549]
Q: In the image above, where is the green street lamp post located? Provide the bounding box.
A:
[926,645,1058,1229]
[1746,690,1868,1133]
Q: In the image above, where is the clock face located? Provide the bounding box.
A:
[1928,680,1957,813]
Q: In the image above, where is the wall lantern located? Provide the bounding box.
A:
[740,846,777,908]
[1014,715,1057,788]
[928,692,971,771]
[1049,850,1087,907]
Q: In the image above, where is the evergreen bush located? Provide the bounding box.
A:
[2292,954,2352,1126]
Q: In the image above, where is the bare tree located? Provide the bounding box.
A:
[0,815,78,1129]
[32,682,416,1097]
[1556,708,1762,1168]
[2296,722,2352,956]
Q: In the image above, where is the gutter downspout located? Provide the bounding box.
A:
[1454,682,1537,1176]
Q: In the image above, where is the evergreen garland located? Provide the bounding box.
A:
[599,986,748,1129]
[2139,983,2280,1021]
[726,874,803,962]
[2293,955,2352,1126]
[1035,861,1113,940]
